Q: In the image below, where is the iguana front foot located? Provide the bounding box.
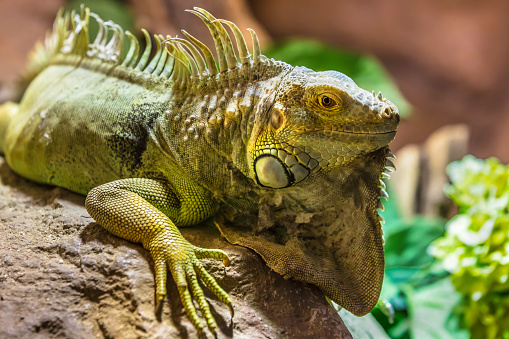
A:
[148,231,233,336]
[85,178,233,336]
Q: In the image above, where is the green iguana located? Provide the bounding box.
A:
[0,6,399,337]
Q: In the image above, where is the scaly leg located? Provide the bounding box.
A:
[85,178,232,337]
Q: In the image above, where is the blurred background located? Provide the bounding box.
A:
[1,0,508,338]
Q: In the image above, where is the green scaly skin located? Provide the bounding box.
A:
[0,7,399,337]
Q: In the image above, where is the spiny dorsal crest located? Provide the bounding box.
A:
[28,5,269,87]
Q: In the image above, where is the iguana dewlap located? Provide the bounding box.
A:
[0,6,399,337]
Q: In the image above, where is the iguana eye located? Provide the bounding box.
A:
[321,96,333,107]
[318,94,340,110]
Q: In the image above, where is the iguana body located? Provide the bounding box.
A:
[0,7,399,336]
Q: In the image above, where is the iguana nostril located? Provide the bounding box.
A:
[255,155,291,188]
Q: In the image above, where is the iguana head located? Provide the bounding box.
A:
[216,65,399,316]
[249,66,399,188]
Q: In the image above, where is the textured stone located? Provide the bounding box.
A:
[0,158,351,338]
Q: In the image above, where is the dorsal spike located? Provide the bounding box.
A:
[154,35,169,76]
[169,52,180,82]
[173,51,190,85]
[52,8,66,53]
[79,3,85,19]
[186,9,228,73]
[88,13,104,57]
[144,34,163,73]
[70,9,77,30]
[114,24,124,63]
[100,21,111,49]
[215,19,250,65]
[63,10,71,34]
[166,41,179,82]
[181,30,218,76]
[93,21,110,59]
[161,56,175,78]
[161,35,175,78]
[60,11,76,54]
[209,19,238,69]
[176,42,199,78]
[135,29,152,71]
[104,23,123,63]
[73,9,89,56]
[195,8,237,70]
[104,23,118,50]
[170,37,207,77]
[63,10,88,56]
[122,31,139,67]
[247,28,261,63]
[164,39,191,83]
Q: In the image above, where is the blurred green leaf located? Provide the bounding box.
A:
[406,278,468,339]
[384,217,445,268]
[66,0,135,31]
[380,185,402,228]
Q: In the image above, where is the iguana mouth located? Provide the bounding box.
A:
[295,125,398,136]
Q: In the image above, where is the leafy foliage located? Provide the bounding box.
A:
[430,155,509,339]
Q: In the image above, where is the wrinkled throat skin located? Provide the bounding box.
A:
[215,146,389,316]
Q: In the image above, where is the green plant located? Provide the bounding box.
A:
[431,155,509,339]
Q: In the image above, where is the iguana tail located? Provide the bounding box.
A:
[0,102,18,155]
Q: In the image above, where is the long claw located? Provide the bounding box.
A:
[155,294,164,314]
[228,304,234,318]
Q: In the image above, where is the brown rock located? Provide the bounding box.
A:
[0,158,351,338]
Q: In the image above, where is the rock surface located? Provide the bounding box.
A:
[0,157,352,338]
